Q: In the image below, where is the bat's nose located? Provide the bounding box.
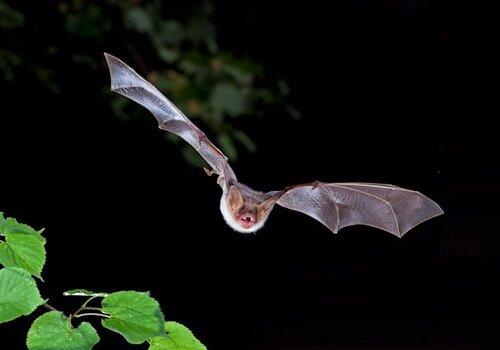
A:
[239,215,255,228]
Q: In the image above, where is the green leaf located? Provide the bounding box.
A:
[0,232,46,278]
[101,291,166,344]
[63,289,108,297]
[0,212,45,243]
[0,267,44,324]
[27,311,100,350]
[149,321,207,350]
[209,83,249,117]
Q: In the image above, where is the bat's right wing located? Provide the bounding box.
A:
[104,53,236,185]
[273,182,443,237]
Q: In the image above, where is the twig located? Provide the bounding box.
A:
[74,313,110,319]
[42,303,58,312]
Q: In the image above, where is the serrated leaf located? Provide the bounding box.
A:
[149,322,207,350]
[101,291,166,344]
[0,267,44,323]
[0,233,46,278]
[0,212,45,243]
[63,289,108,297]
[27,311,100,350]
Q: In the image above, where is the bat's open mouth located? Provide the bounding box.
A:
[239,216,255,228]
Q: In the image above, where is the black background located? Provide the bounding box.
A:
[1,1,498,349]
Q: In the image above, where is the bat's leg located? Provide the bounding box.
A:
[204,167,214,177]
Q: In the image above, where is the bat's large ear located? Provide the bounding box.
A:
[257,198,276,221]
[228,185,244,211]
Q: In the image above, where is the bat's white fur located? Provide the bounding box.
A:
[220,193,267,233]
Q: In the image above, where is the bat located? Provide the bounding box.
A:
[104,53,443,237]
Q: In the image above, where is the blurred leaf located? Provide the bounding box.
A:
[0,0,296,168]
[125,7,153,33]
[0,49,21,81]
[71,54,99,70]
[165,134,181,144]
[66,3,111,38]
[233,130,257,153]
[161,20,185,47]
[181,145,205,169]
[158,47,179,64]
[285,104,302,120]
[217,134,238,160]
[0,1,25,29]
[209,83,249,117]
[277,79,290,96]
[179,58,203,76]
[220,63,254,85]
[256,88,279,104]
[218,53,263,76]
[110,95,132,120]
[187,3,217,53]
[35,68,59,94]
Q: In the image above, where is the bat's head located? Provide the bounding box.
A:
[220,185,275,233]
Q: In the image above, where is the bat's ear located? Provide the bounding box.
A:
[257,198,276,221]
[228,185,244,211]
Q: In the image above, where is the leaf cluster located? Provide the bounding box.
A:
[0,212,206,349]
[0,0,297,165]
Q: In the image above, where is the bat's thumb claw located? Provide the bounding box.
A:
[204,167,214,177]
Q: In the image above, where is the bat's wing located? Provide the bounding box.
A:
[273,182,443,237]
[104,53,236,185]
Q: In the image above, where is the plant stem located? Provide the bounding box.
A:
[74,313,110,319]
[81,307,102,311]
[82,295,100,308]
[42,303,58,312]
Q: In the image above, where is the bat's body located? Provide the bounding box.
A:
[220,184,274,233]
[105,53,443,237]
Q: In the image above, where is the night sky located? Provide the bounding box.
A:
[1,1,497,349]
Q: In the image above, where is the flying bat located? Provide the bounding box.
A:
[104,53,443,237]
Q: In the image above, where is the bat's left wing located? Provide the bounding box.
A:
[273,182,443,237]
[104,53,236,185]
